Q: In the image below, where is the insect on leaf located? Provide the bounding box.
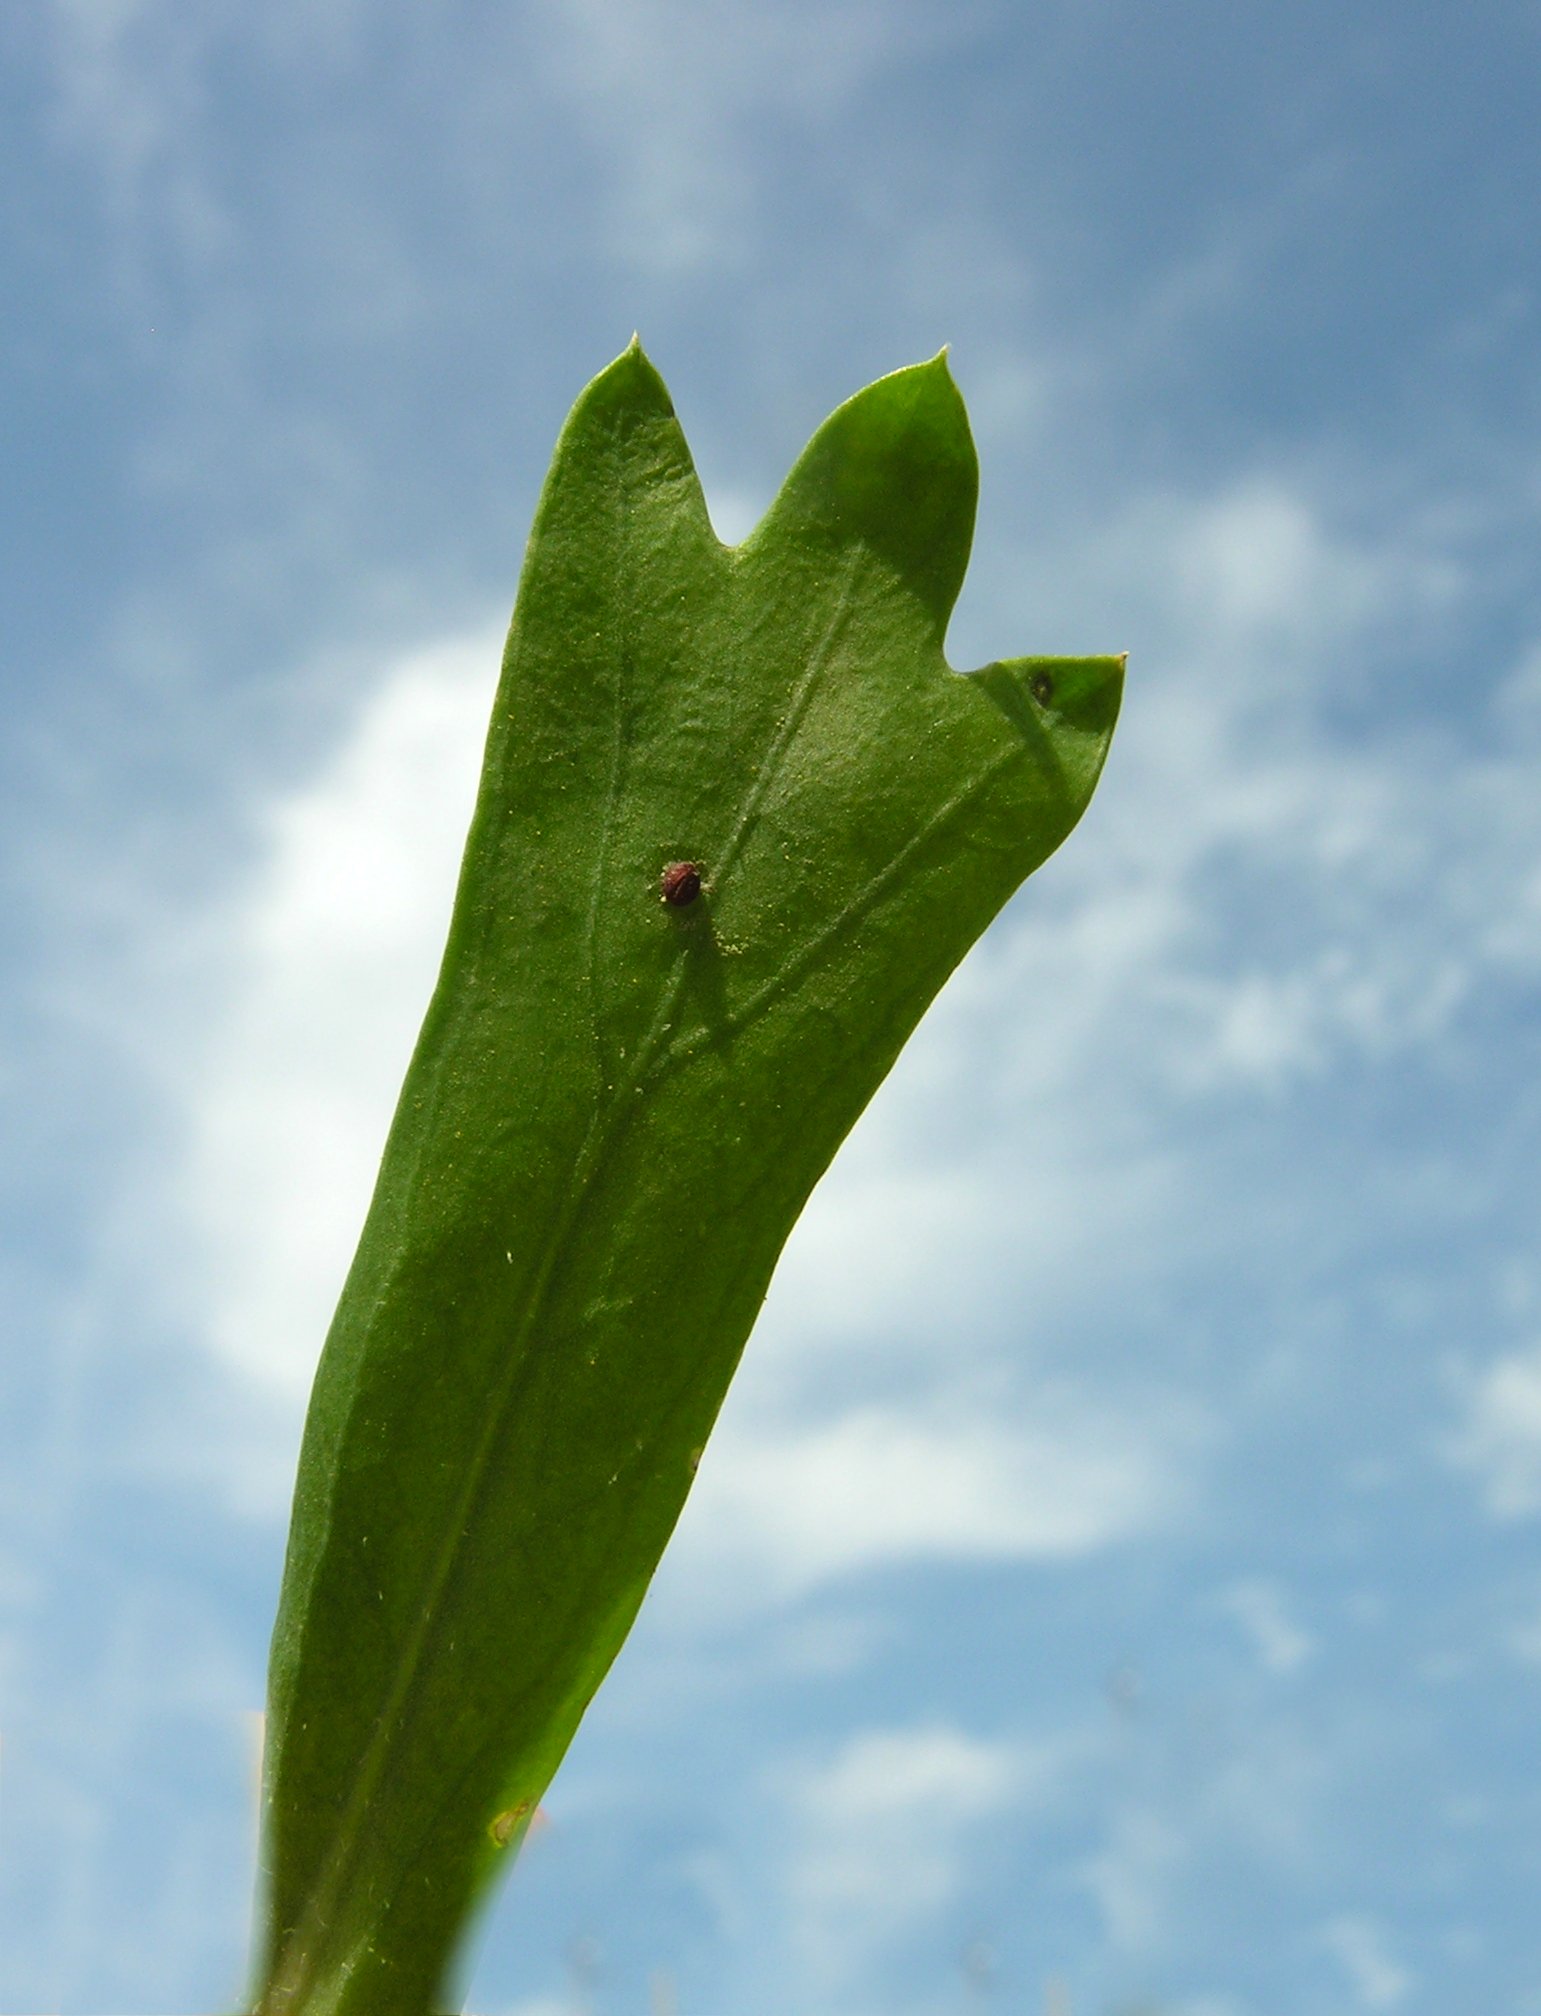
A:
[252,342,1123,2016]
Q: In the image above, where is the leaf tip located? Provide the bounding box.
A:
[573,338,676,429]
[1046,651,1126,732]
[761,352,977,633]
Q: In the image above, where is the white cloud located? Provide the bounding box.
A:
[1078,1807,1187,1955]
[1166,2002,1254,2016]
[676,1390,1200,1602]
[783,1722,1031,1988]
[802,1723,1019,1831]
[1449,1341,1541,1519]
[1073,1714,1328,1971]
[1320,1914,1414,2010]
[1505,1606,1541,1667]
[176,626,497,1405]
[1163,479,1389,650]
[1217,1579,1315,1676]
[985,478,1541,1125]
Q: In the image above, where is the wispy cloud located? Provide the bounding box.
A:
[1320,1913,1414,2010]
[1449,1340,1541,1520]
[1078,1805,1188,1956]
[782,1722,1032,1992]
[1216,1578,1315,1675]
[679,1390,1202,1599]
[531,0,972,274]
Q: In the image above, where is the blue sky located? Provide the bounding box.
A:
[3,3,1541,2012]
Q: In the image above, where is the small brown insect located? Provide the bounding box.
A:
[661,861,703,907]
[1029,671,1055,707]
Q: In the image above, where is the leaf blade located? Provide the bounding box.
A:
[253,344,1122,2016]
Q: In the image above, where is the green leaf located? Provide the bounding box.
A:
[252,343,1122,2016]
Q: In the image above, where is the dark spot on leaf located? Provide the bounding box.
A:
[1030,671,1054,707]
[661,861,703,907]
